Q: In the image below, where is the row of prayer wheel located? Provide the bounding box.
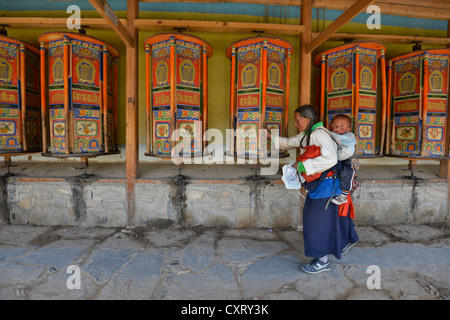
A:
[1,32,449,163]
[0,32,120,165]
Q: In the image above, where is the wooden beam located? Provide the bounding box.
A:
[125,0,139,226]
[139,0,302,5]
[134,19,304,35]
[88,0,134,47]
[299,0,312,106]
[139,0,450,12]
[0,16,302,36]
[306,0,375,53]
[312,0,450,21]
[376,0,450,11]
[0,17,128,29]
[319,32,450,45]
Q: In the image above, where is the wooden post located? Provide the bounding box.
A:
[114,59,118,150]
[354,45,360,133]
[63,36,70,154]
[145,43,151,154]
[385,61,392,154]
[40,41,47,154]
[439,20,450,180]
[169,36,176,145]
[126,0,139,226]
[260,40,268,133]
[229,46,236,153]
[299,0,312,107]
[102,45,109,153]
[19,44,27,151]
[319,54,326,123]
[284,47,291,137]
[380,49,387,155]
[202,44,208,149]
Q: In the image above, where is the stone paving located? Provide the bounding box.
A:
[0,223,449,300]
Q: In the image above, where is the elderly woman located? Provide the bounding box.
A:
[270,105,358,274]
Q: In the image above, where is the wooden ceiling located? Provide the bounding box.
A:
[138,0,450,21]
[0,0,448,46]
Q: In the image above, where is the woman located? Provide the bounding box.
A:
[270,105,358,274]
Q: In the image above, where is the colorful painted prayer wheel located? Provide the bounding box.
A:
[38,32,119,159]
[0,35,41,157]
[144,33,213,158]
[314,42,387,157]
[226,37,293,158]
[386,48,450,159]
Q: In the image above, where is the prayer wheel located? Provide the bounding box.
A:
[144,33,212,158]
[386,48,450,159]
[38,32,120,161]
[226,37,293,158]
[314,42,387,157]
[0,35,41,159]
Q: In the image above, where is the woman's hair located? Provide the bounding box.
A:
[295,105,319,147]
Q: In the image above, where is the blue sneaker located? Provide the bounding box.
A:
[301,258,331,274]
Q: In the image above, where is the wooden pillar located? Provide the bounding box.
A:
[126,0,139,226]
[299,0,312,107]
[441,21,450,219]
[40,41,48,154]
[439,21,450,180]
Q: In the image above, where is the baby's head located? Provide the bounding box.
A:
[330,114,351,135]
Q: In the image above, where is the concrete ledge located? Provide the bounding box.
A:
[0,162,448,228]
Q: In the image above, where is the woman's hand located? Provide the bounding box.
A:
[293,161,306,173]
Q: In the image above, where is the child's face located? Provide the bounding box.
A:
[331,118,351,135]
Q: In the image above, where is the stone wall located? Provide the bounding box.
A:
[1,173,448,228]
[353,180,449,225]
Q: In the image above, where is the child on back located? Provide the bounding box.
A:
[329,114,358,205]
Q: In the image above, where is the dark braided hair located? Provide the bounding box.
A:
[295,105,319,148]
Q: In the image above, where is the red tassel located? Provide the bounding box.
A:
[338,195,355,219]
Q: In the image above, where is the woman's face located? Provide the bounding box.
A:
[294,112,311,133]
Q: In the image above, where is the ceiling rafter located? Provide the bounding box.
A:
[307,0,375,53]
[88,0,134,47]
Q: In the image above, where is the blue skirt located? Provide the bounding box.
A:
[339,215,359,251]
[302,196,358,260]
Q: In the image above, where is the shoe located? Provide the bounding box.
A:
[301,258,331,274]
[341,241,358,255]
[331,194,348,205]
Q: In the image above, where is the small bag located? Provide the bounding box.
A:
[281,163,301,190]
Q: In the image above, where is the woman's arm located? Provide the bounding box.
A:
[274,132,305,150]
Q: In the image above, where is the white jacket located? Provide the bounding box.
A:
[275,125,338,176]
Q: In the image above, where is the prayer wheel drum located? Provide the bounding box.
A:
[38,32,119,159]
[314,42,387,157]
[0,35,41,158]
[386,49,450,159]
[226,37,293,158]
[144,33,213,158]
